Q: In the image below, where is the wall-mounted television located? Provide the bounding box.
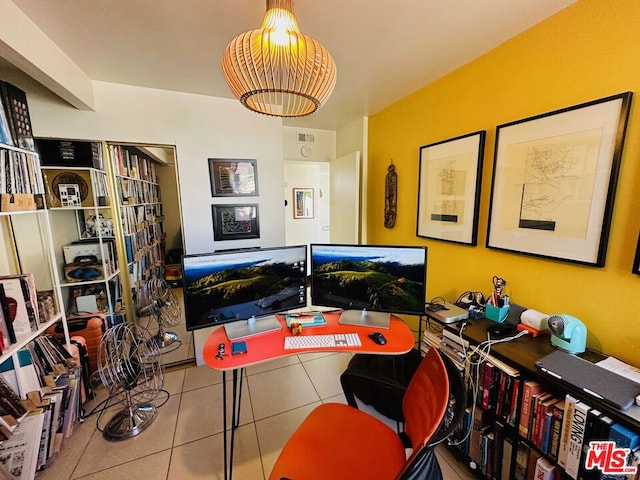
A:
[182,245,307,339]
[310,244,427,328]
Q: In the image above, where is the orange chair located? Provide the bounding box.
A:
[268,347,450,480]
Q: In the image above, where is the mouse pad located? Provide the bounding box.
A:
[535,349,640,411]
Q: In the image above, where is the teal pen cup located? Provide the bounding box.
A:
[485,304,509,323]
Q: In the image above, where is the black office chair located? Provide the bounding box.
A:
[340,347,468,449]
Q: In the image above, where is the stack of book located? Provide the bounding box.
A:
[0,334,85,478]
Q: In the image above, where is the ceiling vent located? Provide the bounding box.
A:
[297,133,315,144]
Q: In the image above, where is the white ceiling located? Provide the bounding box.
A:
[8,0,576,131]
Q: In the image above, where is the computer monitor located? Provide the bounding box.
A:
[182,245,307,339]
[310,244,428,328]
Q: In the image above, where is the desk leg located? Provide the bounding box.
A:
[222,368,244,480]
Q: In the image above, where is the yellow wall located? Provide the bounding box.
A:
[368,0,640,365]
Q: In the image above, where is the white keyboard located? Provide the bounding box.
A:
[284,333,362,350]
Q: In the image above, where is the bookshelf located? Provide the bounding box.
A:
[0,139,84,477]
[107,143,166,317]
[41,163,123,322]
[423,317,640,479]
[0,142,70,365]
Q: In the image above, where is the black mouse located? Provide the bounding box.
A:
[368,332,387,345]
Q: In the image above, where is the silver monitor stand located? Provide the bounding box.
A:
[338,309,391,329]
[224,315,282,340]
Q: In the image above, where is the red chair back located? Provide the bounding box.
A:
[398,347,449,477]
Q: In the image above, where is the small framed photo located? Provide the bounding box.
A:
[417,131,485,245]
[212,204,260,241]
[209,158,258,197]
[293,188,314,219]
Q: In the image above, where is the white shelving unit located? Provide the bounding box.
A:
[0,143,70,377]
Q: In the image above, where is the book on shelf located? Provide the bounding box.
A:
[529,391,551,443]
[0,81,34,152]
[514,441,530,480]
[525,447,542,480]
[469,405,487,468]
[535,394,560,450]
[42,390,63,457]
[548,399,565,462]
[492,419,506,479]
[0,356,19,396]
[35,396,52,471]
[481,362,497,410]
[0,408,45,480]
[533,456,558,480]
[0,92,13,147]
[519,380,544,438]
[0,283,17,349]
[0,375,28,429]
[34,138,104,169]
[565,399,592,479]
[558,394,579,469]
[502,435,515,480]
[0,274,39,337]
[481,428,494,478]
[577,408,602,480]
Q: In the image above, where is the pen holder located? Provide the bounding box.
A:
[485,304,509,323]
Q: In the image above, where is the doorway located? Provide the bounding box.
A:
[283,151,363,248]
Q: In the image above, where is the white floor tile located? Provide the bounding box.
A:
[45,353,470,480]
[247,363,319,420]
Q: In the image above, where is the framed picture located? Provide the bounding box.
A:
[632,232,640,275]
[417,131,485,245]
[487,92,633,266]
[293,188,314,219]
[209,158,258,196]
[212,204,260,240]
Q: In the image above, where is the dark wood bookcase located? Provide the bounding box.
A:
[430,317,640,479]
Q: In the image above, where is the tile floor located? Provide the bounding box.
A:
[36,350,476,480]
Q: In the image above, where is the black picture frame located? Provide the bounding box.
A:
[212,204,260,241]
[632,232,640,275]
[486,92,633,267]
[417,131,485,245]
[209,158,258,197]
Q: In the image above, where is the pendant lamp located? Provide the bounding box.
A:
[222,0,337,117]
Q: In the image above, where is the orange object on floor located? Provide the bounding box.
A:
[268,347,450,480]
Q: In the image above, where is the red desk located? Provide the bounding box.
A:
[203,311,415,480]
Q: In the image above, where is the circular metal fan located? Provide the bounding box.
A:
[98,323,164,441]
[137,277,182,348]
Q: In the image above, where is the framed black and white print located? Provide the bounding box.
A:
[209,158,258,197]
[632,231,640,274]
[486,92,633,266]
[212,204,260,241]
[417,131,485,245]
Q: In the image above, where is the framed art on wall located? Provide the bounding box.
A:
[486,92,633,266]
[212,204,260,240]
[417,131,485,245]
[293,188,314,219]
[209,158,258,197]
[632,232,640,275]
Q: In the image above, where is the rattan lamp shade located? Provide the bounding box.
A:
[222,0,337,117]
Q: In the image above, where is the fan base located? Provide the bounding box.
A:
[103,404,157,441]
[153,331,178,348]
